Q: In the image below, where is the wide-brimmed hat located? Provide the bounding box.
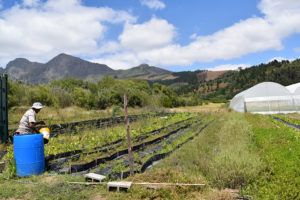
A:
[32,102,43,109]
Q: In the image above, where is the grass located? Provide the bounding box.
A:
[284,113,300,120]
[167,103,227,113]
[0,174,105,200]
[140,112,262,188]
[246,114,300,200]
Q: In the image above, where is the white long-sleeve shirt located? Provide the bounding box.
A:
[16,108,36,134]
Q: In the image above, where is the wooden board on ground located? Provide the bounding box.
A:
[84,173,106,182]
[107,181,132,192]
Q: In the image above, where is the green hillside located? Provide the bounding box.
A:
[170,59,300,101]
[110,64,172,80]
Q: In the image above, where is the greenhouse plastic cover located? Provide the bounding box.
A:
[229,82,300,114]
[286,83,300,94]
[286,83,300,113]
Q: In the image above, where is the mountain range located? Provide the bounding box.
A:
[1,53,299,100]
[5,54,113,84]
[2,53,228,84]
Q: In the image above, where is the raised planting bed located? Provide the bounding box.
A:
[46,116,199,172]
[44,112,196,157]
[46,114,214,179]
[45,116,195,163]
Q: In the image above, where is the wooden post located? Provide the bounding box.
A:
[124,93,134,176]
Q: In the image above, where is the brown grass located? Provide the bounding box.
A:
[91,195,107,200]
[168,103,228,113]
[284,113,300,120]
[204,189,236,200]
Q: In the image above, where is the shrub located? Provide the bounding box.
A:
[25,85,55,106]
[95,88,111,109]
[73,87,89,108]
[51,87,73,108]
[161,95,173,108]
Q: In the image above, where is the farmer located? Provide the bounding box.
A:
[15,102,45,135]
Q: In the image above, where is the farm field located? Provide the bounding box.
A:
[0,105,299,200]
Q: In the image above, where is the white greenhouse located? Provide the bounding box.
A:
[286,83,300,112]
[229,82,300,114]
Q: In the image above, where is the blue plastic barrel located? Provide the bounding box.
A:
[14,134,45,177]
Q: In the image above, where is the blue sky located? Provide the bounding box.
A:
[0,0,299,71]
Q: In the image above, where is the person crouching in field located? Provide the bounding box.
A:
[15,102,45,135]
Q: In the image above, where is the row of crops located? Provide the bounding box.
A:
[8,113,167,136]
[44,112,214,179]
[271,114,300,130]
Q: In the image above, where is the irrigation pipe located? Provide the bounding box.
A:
[2,178,206,187]
[68,182,107,185]
[1,177,39,184]
[67,181,205,187]
[134,182,205,186]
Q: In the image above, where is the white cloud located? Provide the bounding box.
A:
[268,57,296,62]
[140,0,165,10]
[209,64,251,71]
[119,18,176,51]
[91,53,141,70]
[23,0,40,7]
[190,33,198,40]
[1,0,300,70]
[95,0,300,69]
[97,41,121,54]
[0,0,135,66]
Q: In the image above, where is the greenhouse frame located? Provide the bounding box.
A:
[229,82,300,114]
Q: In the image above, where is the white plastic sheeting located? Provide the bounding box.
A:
[287,83,300,112]
[286,83,300,94]
[229,82,299,114]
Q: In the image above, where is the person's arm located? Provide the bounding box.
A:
[35,121,45,125]
[29,122,40,133]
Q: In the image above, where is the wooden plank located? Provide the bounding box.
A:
[107,181,132,191]
[84,173,106,182]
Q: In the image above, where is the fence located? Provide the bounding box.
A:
[0,74,8,143]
